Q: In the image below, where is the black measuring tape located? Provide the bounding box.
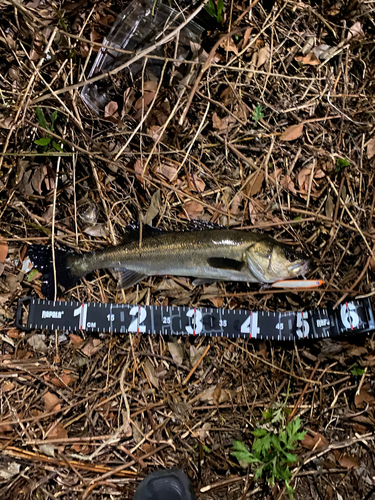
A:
[15,297,375,341]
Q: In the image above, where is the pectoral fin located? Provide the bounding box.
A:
[207,257,245,272]
[112,268,148,289]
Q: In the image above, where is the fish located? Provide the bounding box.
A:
[28,222,311,299]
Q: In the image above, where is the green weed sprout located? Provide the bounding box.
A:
[231,407,306,499]
[35,107,63,153]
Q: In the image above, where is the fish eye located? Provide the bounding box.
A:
[285,250,297,262]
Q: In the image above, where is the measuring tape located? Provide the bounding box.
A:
[15,297,375,341]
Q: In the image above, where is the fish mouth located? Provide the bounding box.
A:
[289,259,311,277]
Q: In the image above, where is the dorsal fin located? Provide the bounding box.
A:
[185,219,224,231]
[122,223,164,244]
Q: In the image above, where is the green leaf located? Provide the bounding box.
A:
[252,428,267,437]
[285,480,295,500]
[252,104,264,124]
[52,140,63,152]
[217,0,224,22]
[233,440,249,453]
[254,464,265,480]
[35,137,51,146]
[335,157,350,171]
[205,0,216,18]
[282,451,297,464]
[36,107,49,130]
[27,268,40,282]
[350,365,365,376]
[50,110,58,131]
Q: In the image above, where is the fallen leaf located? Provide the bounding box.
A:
[0,236,8,263]
[297,166,325,193]
[355,384,375,408]
[347,22,364,40]
[220,86,234,106]
[183,200,204,219]
[47,421,68,440]
[212,112,224,130]
[280,123,304,141]
[301,432,328,450]
[230,192,243,215]
[367,138,375,159]
[213,383,222,406]
[42,392,61,412]
[281,175,297,195]
[0,421,13,433]
[155,163,178,182]
[336,453,359,469]
[212,112,236,132]
[242,27,252,50]
[51,371,76,388]
[84,224,109,238]
[27,334,47,353]
[104,101,118,118]
[168,341,184,365]
[349,346,368,357]
[220,37,238,55]
[248,199,260,224]
[295,52,320,65]
[312,44,331,59]
[190,174,205,193]
[134,91,156,111]
[143,189,161,225]
[257,45,270,68]
[70,334,84,348]
[39,444,55,457]
[189,345,206,366]
[81,338,102,357]
[144,359,159,389]
[247,170,264,197]
[2,382,14,392]
[143,80,158,92]
[134,158,149,182]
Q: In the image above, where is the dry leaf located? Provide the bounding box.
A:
[134,158,149,182]
[104,101,118,118]
[230,192,243,215]
[51,371,76,388]
[220,87,234,106]
[280,123,304,141]
[81,338,102,357]
[183,200,204,219]
[337,453,359,469]
[220,37,238,55]
[242,27,252,50]
[248,199,260,224]
[70,334,84,348]
[189,345,206,366]
[134,91,155,111]
[247,171,264,197]
[84,224,109,238]
[0,236,8,263]
[298,166,325,193]
[355,384,375,408]
[42,392,61,412]
[168,341,184,365]
[301,432,328,450]
[156,163,178,182]
[143,80,158,92]
[347,22,364,40]
[212,112,236,132]
[367,138,375,159]
[213,383,222,406]
[2,382,14,392]
[257,45,270,68]
[190,174,205,193]
[47,422,68,440]
[212,112,223,130]
[0,421,13,433]
[281,175,297,195]
[295,52,320,65]
[144,359,159,389]
[143,189,161,225]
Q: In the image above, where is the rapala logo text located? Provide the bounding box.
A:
[42,310,64,319]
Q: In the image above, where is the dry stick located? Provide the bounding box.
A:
[288,360,320,422]
[32,0,208,104]
[333,242,375,310]
[179,28,242,125]
[183,344,211,386]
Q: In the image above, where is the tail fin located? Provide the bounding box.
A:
[28,245,82,299]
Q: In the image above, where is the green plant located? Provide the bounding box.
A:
[205,0,224,23]
[231,406,306,499]
[349,363,365,376]
[335,157,350,172]
[35,107,63,152]
[252,104,264,125]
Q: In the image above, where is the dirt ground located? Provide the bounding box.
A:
[1,0,375,498]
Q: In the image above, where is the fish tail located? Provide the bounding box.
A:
[28,245,82,299]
